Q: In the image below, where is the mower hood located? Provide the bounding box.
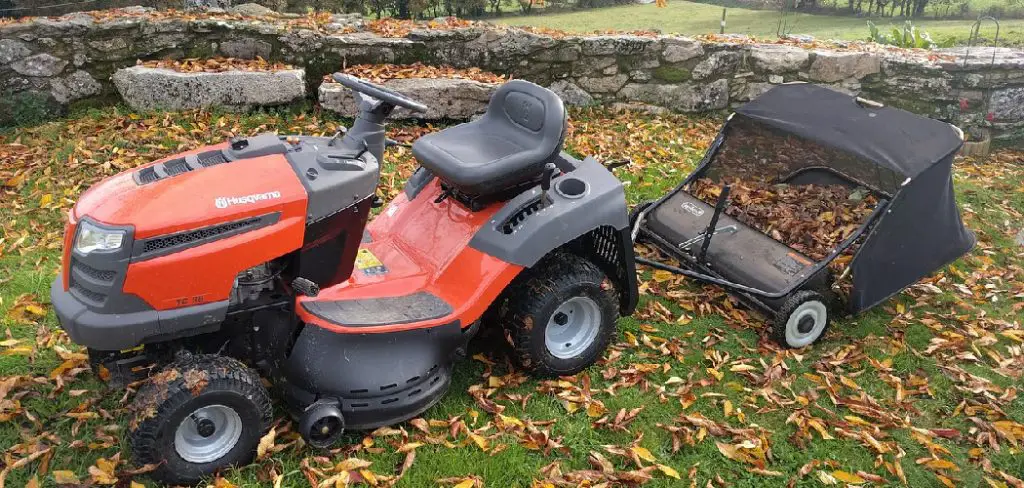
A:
[73,144,308,240]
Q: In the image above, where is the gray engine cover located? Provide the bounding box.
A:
[283,136,379,223]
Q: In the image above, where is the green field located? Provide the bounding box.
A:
[501,0,1024,44]
[1,106,1023,487]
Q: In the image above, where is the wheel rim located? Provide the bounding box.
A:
[544,296,602,360]
[174,404,243,464]
[784,300,828,348]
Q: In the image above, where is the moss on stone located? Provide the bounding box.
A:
[185,43,216,59]
[0,91,60,127]
[653,65,690,82]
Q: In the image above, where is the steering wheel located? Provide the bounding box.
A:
[332,73,429,113]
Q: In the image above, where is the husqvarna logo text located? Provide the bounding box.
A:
[214,191,281,209]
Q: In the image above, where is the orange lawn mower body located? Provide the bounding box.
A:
[51,75,637,485]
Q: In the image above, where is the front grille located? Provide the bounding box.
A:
[70,279,107,305]
[140,217,263,255]
[198,150,228,167]
[74,261,116,282]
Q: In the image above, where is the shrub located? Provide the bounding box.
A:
[867,20,935,48]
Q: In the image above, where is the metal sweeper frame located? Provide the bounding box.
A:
[631,83,976,348]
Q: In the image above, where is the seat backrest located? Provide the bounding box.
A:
[482,79,568,164]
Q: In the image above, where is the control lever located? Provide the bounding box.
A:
[385,138,411,149]
[327,126,347,147]
[604,158,632,171]
[698,184,731,263]
[541,162,558,206]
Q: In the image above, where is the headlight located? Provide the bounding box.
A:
[74,221,125,254]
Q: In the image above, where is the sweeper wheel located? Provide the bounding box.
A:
[498,252,618,377]
[128,354,272,485]
[771,290,833,349]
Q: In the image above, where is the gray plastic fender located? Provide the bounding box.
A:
[470,155,629,267]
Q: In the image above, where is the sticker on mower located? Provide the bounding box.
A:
[355,248,388,276]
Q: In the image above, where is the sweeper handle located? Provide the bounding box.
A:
[698,184,731,262]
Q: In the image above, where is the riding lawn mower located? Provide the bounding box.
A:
[51,74,639,484]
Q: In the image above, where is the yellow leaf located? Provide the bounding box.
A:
[25,304,46,316]
[631,446,656,463]
[657,464,680,479]
[652,269,673,283]
[4,172,25,188]
[256,427,276,460]
[832,470,866,484]
[925,459,958,470]
[586,402,606,418]
[1,346,33,356]
[39,194,53,207]
[53,471,80,484]
[468,432,489,451]
[840,375,860,390]
[707,368,723,381]
[398,442,423,452]
[984,476,1010,488]
[807,419,834,440]
[453,479,476,488]
[359,469,378,486]
[498,414,523,428]
[487,376,504,388]
[723,400,734,417]
[335,457,372,472]
[213,477,238,488]
[131,482,146,488]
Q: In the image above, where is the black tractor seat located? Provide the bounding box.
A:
[412,80,568,198]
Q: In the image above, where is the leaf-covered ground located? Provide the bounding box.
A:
[1,106,1022,487]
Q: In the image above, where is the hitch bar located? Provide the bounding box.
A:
[698,184,731,262]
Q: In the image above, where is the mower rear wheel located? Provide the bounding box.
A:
[499,252,618,377]
[128,354,272,485]
[772,290,832,348]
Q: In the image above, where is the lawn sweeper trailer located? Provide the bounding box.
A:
[631,83,975,348]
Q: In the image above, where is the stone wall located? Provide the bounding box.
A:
[1,8,1022,142]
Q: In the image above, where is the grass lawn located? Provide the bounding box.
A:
[500,0,1024,45]
[1,105,1023,487]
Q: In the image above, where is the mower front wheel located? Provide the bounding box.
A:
[499,253,618,377]
[771,290,832,348]
[128,354,272,485]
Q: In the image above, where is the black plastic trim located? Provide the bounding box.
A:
[277,321,462,431]
[403,167,435,200]
[51,275,228,350]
